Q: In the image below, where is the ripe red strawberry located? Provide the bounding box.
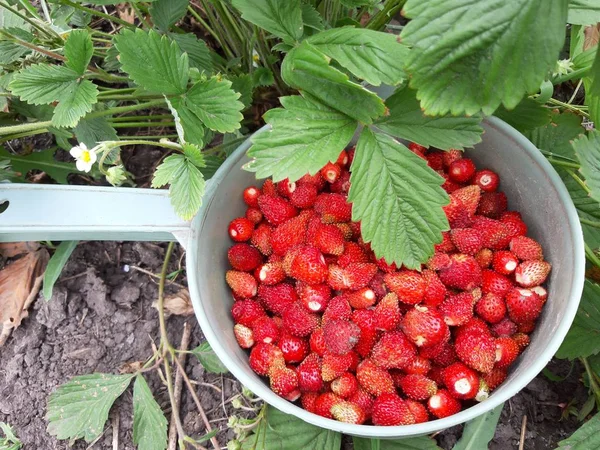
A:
[331,373,359,398]
[442,363,479,400]
[297,282,331,312]
[509,236,543,261]
[454,329,495,373]
[356,359,395,396]
[431,343,457,367]
[495,336,520,368]
[330,171,351,194]
[323,319,361,355]
[428,365,446,386]
[376,257,399,273]
[258,195,297,225]
[440,291,475,326]
[427,252,452,271]
[475,248,493,268]
[328,263,377,290]
[448,158,476,183]
[320,162,342,183]
[501,213,528,239]
[270,214,309,256]
[518,320,536,333]
[351,309,378,357]
[243,186,261,207]
[443,195,471,228]
[422,270,447,307]
[279,332,309,363]
[438,254,482,290]
[314,193,352,223]
[428,389,462,419]
[453,185,481,217]
[315,223,346,255]
[348,389,374,419]
[371,331,417,370]
[347,287,377,309]
[531,285,548,302]
[475,293,506,324]
[426,151,445,171]
[336,149,350,167]
[249,343,285,376]
[435,231,457,253]
[491,317,518,337]
[440,171,463,193]
[331,401,366,424]
[290,183,318,209]
[512,332,530,349]
[245,207,263,224]
[473,170,499,192]
[384,270,426,305]
[338,242,369,267]
[402,306,448,348]
[483,367,508,390]
[335,222,353,240]
[314,393,343,419]
[405,356,432,375]
[457,317,491,337]
[251,223,273,256]
[515,260,551,288]
[399,374,438,400]
[298,172,326,189]
[234,324,254,348]
[472,216,512,249]
[231,299,264,327]
[297,353,323,392]
[301,392,319,413]
[309,328,326,356]
[226,270,258,298]
[322,351,354,381]
[409,142,427,155]
[374,293,401,331]
[481,269,513,297]
[477,192,507,219]
[372,393,415,426]
[228,243,262,272]
[289,245,328,284]
[492,250,518,275]
[505,288,544,323]
[261,179,277,196]
[443,149,463,167]
[252,316,280,344]
[258,283,297,315]
[282,302,319,337]
[270,365,299,398]
[276,178,296,198]
[450,228,484,255]
[228,217,254,242]
[256,261,286,285]
[406,400,429,423]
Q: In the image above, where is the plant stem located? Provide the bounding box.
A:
[0,0,56,39]
[586,243,600,268]
[108,139,182,150]
[58,0,136,29]
[568,79,584,105]
[187,5,226,53]
[367,0,406,30]
[580,218,600,229]
[110,121,175,128]
[97,87,137,97]
[18,0,41,19]
[0,29,66,62]
[128,134,179,140]
[545,157,581,169]
[582,357,600,408]
[112,114,172,122]
[97,94,164,101]
[566,169,591,194]
[0,128,49,143]
[547,98,590,118]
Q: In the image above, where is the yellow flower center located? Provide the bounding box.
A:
[81,150,91,163]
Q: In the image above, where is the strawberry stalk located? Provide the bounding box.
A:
[581,357,600,409]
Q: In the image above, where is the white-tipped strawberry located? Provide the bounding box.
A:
[515,261,551,288]
[234,324,254,348]
[320,162,342,183]
[492,251,518,275]
[257,261,286,285]
[530,285,548,303]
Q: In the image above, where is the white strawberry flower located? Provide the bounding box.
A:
[69,143,97,173]
[252,49,260,67]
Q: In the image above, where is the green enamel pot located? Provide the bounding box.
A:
[0,116,585,437]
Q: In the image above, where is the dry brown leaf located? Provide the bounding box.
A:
[0,249,49,345]
[116,4,135,24]
[119,360,144,374]
[0,242,40,258]
[155,289,194,316]
[584,24,600,51]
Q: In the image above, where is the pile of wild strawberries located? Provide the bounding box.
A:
[225,144,551,426]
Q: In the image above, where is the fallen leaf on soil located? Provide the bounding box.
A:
[0,249,49,345]
[154,289,194,316]
[116,4,135,24]
[0,242,40,258]
[120,360,144,374]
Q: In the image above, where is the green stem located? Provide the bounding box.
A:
[545,157,581,169]
[553,67,592,85]
[108,139,182,150]
[91,29,114,38]
[0,128,49,143]
[130,2,151,28]
[0,120,53,136]
[547,98,590,118]
[97,94,164,101]
[585,243,600,268]
[17,0,41,18]
[129,134,179,140]
[582,357,600,408]
[110,121,175,128]
[187,5,225,52]
[111,114,172,122]
[367,0,406,30]
[580,218,600,229]
[0,0,56,39]
[566,169,591,195]
[0,29,66,62]
[92,37,112,44]
[97,87,137,97]
[58,0,136,28]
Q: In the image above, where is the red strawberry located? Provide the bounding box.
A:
[252,316,280,344]
[481,269,513,297]
[438,254,482,290]
[315,223,346,255]
[256,261,286,285]
[402,306,448,348]
[356,359,395,396]
[289,245,328,284]
[351,309,379,357]
[406,400,429,423]
[495,337,520,368]
[426,151,445,171]
[431,343,457,367]
[475,248,493,268]
[453,185,481,217]
[290,183,318,209]
[269,365,299,398]
[422,270,447,307]
[443,149,463,167]
[279,332,309,363]
[297,282,331,312]
[374,293,401,331]
[310,328,326,356]
[450,228,484,255]
[348,389,374,419]
[258,195,297,225]
[331,401,366,424]
[512,332,530,349]
[231,300,265,327]
[297,353,323,392]
[409,142,427,155]
[276,178,296,198]
[475,293,506,324]
[371,331,417,370]
[505,288,544,323]
[226,270,258,298]
[323,319,361,355]
[501,214,528,239]
[331,373,359,398]
[515,260,551,288]
[491,317,518,337]
[442,362,479,400]
[428,365,446,386]
[483,368,508,390]
[435,231,457,253]
[338,242,369,267]
[298,172,326,190]
[328,263,377,290]
[509,236,543,261]
[243,186,261,207]
[258,283,297,315]
[322,351,354,381]
[321,162,342,183]
[492,251,518,275]
[457,317,491,337]
[405,356,432,375]
[282,302,319,337]
[330,171,351,194]
[233,324,254,348]
[250,223,273,256]
[335,222,353,240]
[337,149,350,167]
[245,207,263,224]
[443,195,471,228]
[472,216,512,249]
[301,392,319,413]
[372,393,415,426]
[384,270,426,305]
[347,287,377,309]
[228,217,254,242]
[249,343,285,376]
[399,374,438,400]
[473,170,499,192]
[448,158,476,183]
[428,389,461,419]
[261,179,277,196]
[314,392,343,419]
[440,171,463,193]
[454,329,496,373]
[228,243,262,272]
[440,291,475,326]
[314,193,352,223]
[477,192,507,219]
[270,214,309,256]
[530,286,548,302]
[518,320,536,333]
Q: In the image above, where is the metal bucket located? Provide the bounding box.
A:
[0,116,585,438]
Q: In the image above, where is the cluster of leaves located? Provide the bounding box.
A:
[0,422,21,450]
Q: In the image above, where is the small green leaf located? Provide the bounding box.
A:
[52,79,99,128]
[46,373,134,443]
[0,147,88,184]
[354,436,441,450]
[252,67,274,87]
[523,111,584,159]
[349,128,449,269]
[191,342,228,373]
[152,154,183,188]
[230,74,254,109]
[64,29,93,75]
[231,0,303,43]
[182,143,206,167]
[74,116,118,149]
[0,5,28,29]
[301,3,323,32]
[589,46,600,98]
[43,241,78,301]
[574,131,600,203]
[168,97,205,147]
[0,41,28,65]
[579,394,596,421]
[453,404,503,450]
[169,33,213,74]
[0,421,21,450]
[9,64,78,105]
[557,412,600,448]
[568,0,600,25]
[306,27,409,86]
[114,29,189,95]
[494,97,552,132]
[245,94,356,182]
[281,42,385,124]
[401,0,569,116]
[556,280,600,359]
[150,0,189,31]
[374,86,484,150]
[240,406,341,450]
[133,375,168,450]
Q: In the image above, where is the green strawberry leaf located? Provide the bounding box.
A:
[64,29,93,75]
[149,0,189,31]
[301,3,323,33]
[493,97,552,132]
[568,0,600,25]
[0,40,28,65]
[169,33,214,74]
[9,64,78,105]
[52,79,98,128]
[74,116,118,149]
[231,0,303,43]
[349,128,449,269]
[230,74,254,109]
[191,342,228,373]
[306,27,408,86]
[46,373,134,443]
[523,110,584,159]
[574,130,600,204]
[43,241,78,301]
[281,42,385,124]
[244,94,357,182]
[401,0,568,116]
[168,97,205,147]
[453,404,504,450]
[353,436,441,450]
[133,375,168,450]
[589,45,600,98]
[114,29,189,95]
[374,85,484,150]
[557,411,600,448]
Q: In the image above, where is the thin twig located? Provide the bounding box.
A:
[519,415,527,450]
[130,265,186,289]
[169,322,192,450]
[111,410,120,450]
